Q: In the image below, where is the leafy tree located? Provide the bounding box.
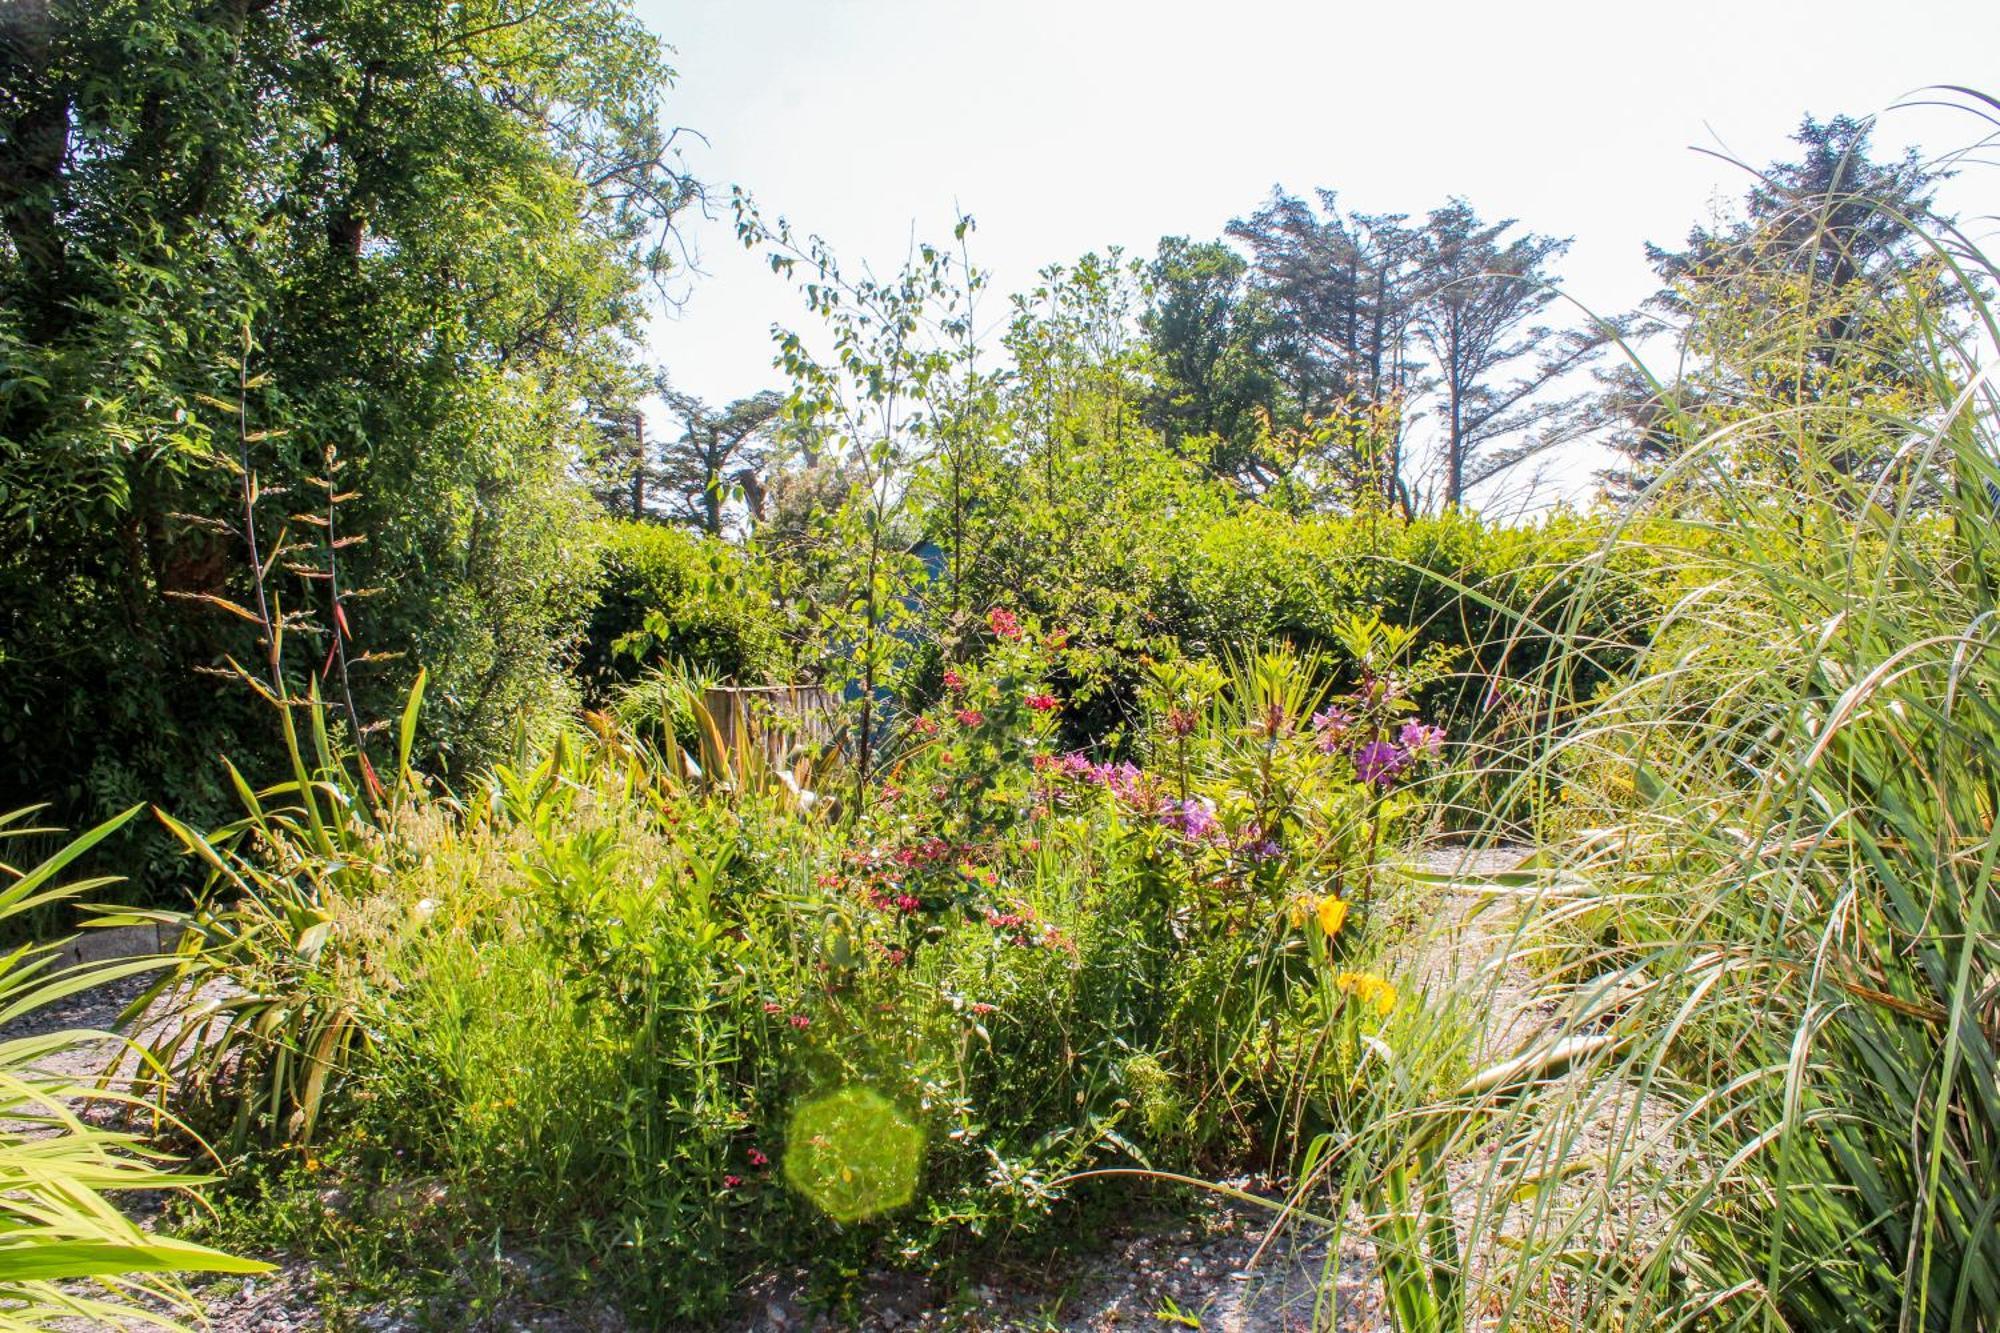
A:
[1602,114,1952,496]
[1409,200,1604,509]
[1225,191,1428,428]
[657,389,785,535]
[0,0,692,868]
[735,195,975,808]
[1141,236,1279,465]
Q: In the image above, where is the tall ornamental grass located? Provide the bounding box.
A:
[1325,97,2000,1332]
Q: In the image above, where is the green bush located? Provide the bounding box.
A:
[578,520,787,694]
[129,623,1457,1322]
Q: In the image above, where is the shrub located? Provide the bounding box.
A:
[128,620,1455,1322]
[578,519,787,694]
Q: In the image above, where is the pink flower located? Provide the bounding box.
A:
[987,608,1023,640]
[723,1175,742,1189]
[912,716,939,736]
[789,1013,811,1030]
[1312,706,1352,753]
[895,894,921,913]
[1026,691,1059,713]
[943,669,964,691]
[955,708,985,728]
[748,1148,770,1168]
[970,1002,996,1015]
[1398,721,1445,756]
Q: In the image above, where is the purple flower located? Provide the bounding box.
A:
[1398,722,1445,757]
[1247,838,1282,862]
[1159,797,1218,840]
[1353,740,1406,787]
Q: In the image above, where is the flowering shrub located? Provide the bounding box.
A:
[146,609,1452,1323]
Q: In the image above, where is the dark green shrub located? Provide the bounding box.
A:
[578,520,786,693]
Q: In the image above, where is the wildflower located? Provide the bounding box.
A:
[988,608,1023,640]
[1398,721,1445,756]
[763,1001,785,1015]
[1312,706,1352,752]
[895,894,921,913]
[1335,971,1397,1016]
[1247,838,1282,862]
[723,1175,742,1189]
[1026,691,1059,712]
[970,1002,996,1015]
[912,716,939,736]
[1315,895,1351,939]
[789,1014,811,1030]
[956,708,985,728]
[1352,740,1406,787]
[1159,796,1218,841]
[1163,706,1198,737]
[748,1148,770,1168]
[943,669,964,691]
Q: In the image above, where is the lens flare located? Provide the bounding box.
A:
[782,1086,923,1223]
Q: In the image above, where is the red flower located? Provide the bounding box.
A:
[763,1001,784,1014]
[943,669,964,690]
[1026,692,1059,713]
[723,1175,742,1189]
[987,608,1023,640]
[789,1014,811,1030]
[747,1148,770,1168]
[912,716,939,736]
[955,708,985,728]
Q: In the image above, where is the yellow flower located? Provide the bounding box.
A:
[1335,970,1397,1016]
[1314,895,1350,939]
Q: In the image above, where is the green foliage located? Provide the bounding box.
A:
[130,623,1454,1322]
[0,807,268,1327]
[0,0,690,874]
[1361,98,2000,1333]
[579,519,786,693]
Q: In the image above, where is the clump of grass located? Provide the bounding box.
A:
[0,806,267,1328]
[1318,92,2000,1333]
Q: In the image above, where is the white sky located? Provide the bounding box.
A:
[632,0,1998,509]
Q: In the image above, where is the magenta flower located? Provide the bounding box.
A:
[943,669,964,690]
[1159,797,1218,840]
[1026,691,1059,712]
[987,608,1023,640]
[956,708,986,728]
[1313,706,1353,753]
[1398,721,1445,756]
[1353,740,1406,787]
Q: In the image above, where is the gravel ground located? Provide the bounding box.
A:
[7,843,1663,1331]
